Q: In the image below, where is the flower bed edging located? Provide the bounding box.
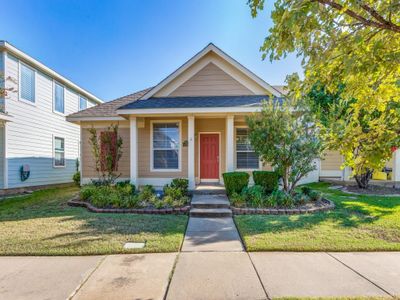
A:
[67,198,190,215]
[230,198,335,215]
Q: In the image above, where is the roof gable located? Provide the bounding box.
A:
[141,43,282,99]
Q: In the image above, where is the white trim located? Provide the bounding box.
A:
[198,132,222,183]
[53,80,66,116]
[78,94,88,111]
[150,120,182,172]
[18,61,36,106]
[130,117,138,185]
[139,43,282,100]
[226,115,235,172]
[117,106,261,115]
[187,116,195,189]
[3,122,8,188]
[53,135,66,168]
[234,125,262,171]
[67,116,126,122]
[0,41,102,104]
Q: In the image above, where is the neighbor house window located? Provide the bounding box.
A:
[54,82,65,114]
[54,137,65,167]
[79,96,87,110]
[236,128,259,169]
[152,122,180,170]
[20,63,35,103]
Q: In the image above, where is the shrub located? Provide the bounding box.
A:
[269,189,294,208]
[90,186,115,208]
[123,194,141,208]
[222,172,249,196]
[294,192,309,205]
[252,171,279,193]
[170,178,189,195]
[230,192,246,207]
[163,185,184,200]
[115,181,135,197]
[138,185,156,202]
[73,171,81,186]
[241,185,265,208]
[80,184,97,200]
[300,186,312,196]
[309,190,322,201]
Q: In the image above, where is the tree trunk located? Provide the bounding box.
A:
[354,169,373,189]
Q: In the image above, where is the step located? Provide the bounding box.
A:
[190,208,232,218]
[191,200,230,209]
[193,189,226,195]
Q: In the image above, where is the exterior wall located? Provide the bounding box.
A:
[0,125,4,188]
[3,53,97,188]
[138,117,188,179]
[0,51,4,111]
[81,121,130,179]
[170,63,253,97]
[320,150,343,178]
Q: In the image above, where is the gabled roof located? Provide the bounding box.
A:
[139,43,283,99]
[66,88,151,121]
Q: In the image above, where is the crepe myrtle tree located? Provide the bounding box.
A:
[246,99,323,195]
[88,124,123,185]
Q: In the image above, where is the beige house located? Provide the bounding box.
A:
[67,43,399,189]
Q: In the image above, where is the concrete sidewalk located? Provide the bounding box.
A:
[0,252,399,299]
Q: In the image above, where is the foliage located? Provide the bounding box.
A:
[300,186,312,196]
[222,172,250,196]
[169,178,189,195]
[241,185,265,207]
[88,124,123,185]
[138,185,157,203]
[268,189,294,208]
[72,171,81,186]
[80,184,97,201]
[230,192,247,208]
[247,100,323,194]
[309,190,322,201]
[252,171,279,193]
[0,72,17,105]
[248,0,400,189]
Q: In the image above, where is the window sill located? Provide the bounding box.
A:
[19,98,36,106]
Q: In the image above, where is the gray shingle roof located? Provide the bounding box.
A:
[119,95,272,110]
[67,87,152,119]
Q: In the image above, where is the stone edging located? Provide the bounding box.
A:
[67,199,190,215]
[231,198,335,215]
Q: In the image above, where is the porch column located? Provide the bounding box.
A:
[343,166,352,181]
[392,149,400,185]
[187,115,195,190]
[130,116,138,186]
[226,115,235,172]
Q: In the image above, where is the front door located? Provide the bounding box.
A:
[200,134,219,181]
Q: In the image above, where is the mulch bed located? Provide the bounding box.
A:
[68,198,190,215]
[231,198,335,215]
[343,185,400,196]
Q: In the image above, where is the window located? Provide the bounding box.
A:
[236,128,259,169]
[79,96,87,110]
[54,137,65,167]
[20,64,35,102]
[152,122,180,170]
[54,82,65,113]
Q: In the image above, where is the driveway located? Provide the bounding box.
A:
[1,252,399,299]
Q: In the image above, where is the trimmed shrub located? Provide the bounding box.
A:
[72,171,81,186]
[170,178,189,195]
[223,172,250,196]
[252,171,279,193]
[80,184,97,200]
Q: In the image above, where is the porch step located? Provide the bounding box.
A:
[190,208,232,218]
[191,201,230,209]
[193,189,226,195]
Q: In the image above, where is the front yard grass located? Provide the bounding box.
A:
[235,182,400,251]
[0,187,188,255]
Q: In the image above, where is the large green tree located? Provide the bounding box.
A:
[249,0,400,188]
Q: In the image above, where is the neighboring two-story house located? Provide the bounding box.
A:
[0,41,102,193]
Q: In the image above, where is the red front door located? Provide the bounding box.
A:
[200,134,219,180]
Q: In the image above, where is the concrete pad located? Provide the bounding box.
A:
[187,217,237,232]
[73,253,176,300]
[0,256,102,300]
[167,252,266,300]
[182,230,244,252]
[330,252,400,296]
[250,252,387,298]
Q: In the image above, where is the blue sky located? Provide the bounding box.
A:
[0,0,302,101]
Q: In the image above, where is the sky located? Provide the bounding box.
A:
[0,0,303,101]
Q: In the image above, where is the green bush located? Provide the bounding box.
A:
[80,185,97,200]
[170,178,189,195]
[72,171,81,186]
[163,185,184,200]
[222,172,249,196]
[138,185,156,202]
[115,182,135,197]
[230,192,246,207]
[268,189,294,208]
[300,186,312,196]
[309,190,322,201]
[90,186,115,208]
[252,171,279,193]
[241,185,265,207]
[294,192,309,205]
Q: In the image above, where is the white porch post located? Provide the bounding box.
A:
[130,116,138,186]
[187,115,195,190]
[392,149,400,185]
[226,115,235,172]
[343,166,352,181]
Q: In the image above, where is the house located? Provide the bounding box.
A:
[67,43,400,190]
[0,41,102,193]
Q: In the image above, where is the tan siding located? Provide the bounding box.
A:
[321,150,342,170]
[82,127,130,178]
[138,117,188,178]
[170,63,253,97]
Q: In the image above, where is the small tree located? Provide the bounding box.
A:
[246,100,323,194]
[88,124,123,184]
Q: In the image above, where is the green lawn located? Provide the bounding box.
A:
[235,182,400,251]
[0,187,188,255]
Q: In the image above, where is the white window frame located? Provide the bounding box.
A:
[79,95,88,111]
[53,135,66,168]
[53,81,65,115]
[150,120,182,172]
[235,126,262,171]
[18,62,36,105]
